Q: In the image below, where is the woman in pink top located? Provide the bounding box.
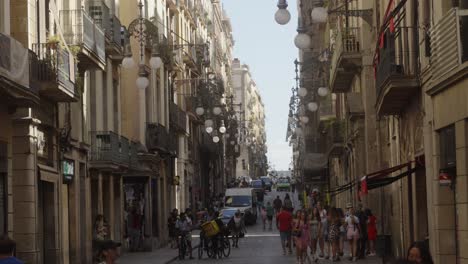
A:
[294,210,310,264]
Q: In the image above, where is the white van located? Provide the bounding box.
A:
[224,188,257,225]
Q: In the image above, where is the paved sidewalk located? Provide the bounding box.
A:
[119,238,200,264]
[119,246,179,264]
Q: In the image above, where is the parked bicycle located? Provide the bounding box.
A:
[198,218,231,259]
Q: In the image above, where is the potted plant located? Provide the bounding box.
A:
[46,35,61,49]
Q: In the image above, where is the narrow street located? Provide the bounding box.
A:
[121,191,381,264]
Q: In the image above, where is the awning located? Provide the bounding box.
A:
[327,160,423,196]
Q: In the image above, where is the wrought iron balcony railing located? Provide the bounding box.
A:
[329,27,362,93]
[375,26,419,115]
[170,102,188,133]
[89,131,130,168]
[88,0,123,56]
[146,123,176,155]
[60,9,106,67]
[0,33,39,104]
[31,43,76,101]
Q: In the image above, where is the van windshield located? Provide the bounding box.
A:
[225,196,251,207]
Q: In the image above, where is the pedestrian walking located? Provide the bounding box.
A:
[345,203,360,262]
[266,201,274,230]
[0,236,23,264]
[308,207,322,262]
[168,208,178,249]
[317,202,329,259]
[277,206,293,255]
[356,203,368,259]
[337,208,346,257]
[261,206,268,230]
[95,240,121,264]
[293,210,310,264]
[366,209,377,256]
[407,241,434,264]
[328,207,341,262]
[284,193,293,211]
[126,207,143,252]
[228,210,246,248]
[274,195,283,215]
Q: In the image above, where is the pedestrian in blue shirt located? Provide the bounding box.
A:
[0,236,23,264]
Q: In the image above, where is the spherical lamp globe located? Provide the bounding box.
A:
[275,8,291,25]
[308,102,318,112]
[213,136,220,143]
[149,56,163,70]
[219,126,226,134]
[122,56,135,69]
[298,87,308,97]
[195,107,205,116]
[136,76,149,90]
[213,106,222,115]
[318,87,329,97]
[311,7,328,23]
[294,33,311,50]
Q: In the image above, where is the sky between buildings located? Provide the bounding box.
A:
[223,0,298,171]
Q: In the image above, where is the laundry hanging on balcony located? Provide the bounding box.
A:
[373,0,407,79]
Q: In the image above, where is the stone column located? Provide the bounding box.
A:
[12,118,39,263]
[109,176,115,240]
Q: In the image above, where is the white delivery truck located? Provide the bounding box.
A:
[224,188,258,225]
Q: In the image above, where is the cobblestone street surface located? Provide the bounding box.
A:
[120,192,382,264]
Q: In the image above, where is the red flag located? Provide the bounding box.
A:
[390,17,395,33]
[379,32,385,49]
[361,176,368,195]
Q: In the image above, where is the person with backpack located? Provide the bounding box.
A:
[284,193,293,211]
[266,201,275,231]
[273,195,283,216]
[345,203,360,262]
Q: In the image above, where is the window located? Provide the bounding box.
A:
[439,125,456,169]
[242,159,246,170]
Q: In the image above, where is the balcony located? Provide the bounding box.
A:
[429,8,468,95]
[88,0,124,60]
[326,120,345,157]
[330,27,362,93]
[89,131,130,170]
[31,44,77,102]
[146,123,177,156]
[319,96,336,122]
[0,33,39,106]
[375,29,419,116]
[170,102,188,133]
[60,9,106,70]
[183,45,199,70]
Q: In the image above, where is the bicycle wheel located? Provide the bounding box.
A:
[206,240,215,259]
[222,237,231,257]
[179,238,186,260]
[217,237,224,259]
[198,240,203,259]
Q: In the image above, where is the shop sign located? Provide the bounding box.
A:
[62,159,74,183]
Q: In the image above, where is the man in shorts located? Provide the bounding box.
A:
[276,206,292,255]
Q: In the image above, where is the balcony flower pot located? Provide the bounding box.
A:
[46,35,61,50]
